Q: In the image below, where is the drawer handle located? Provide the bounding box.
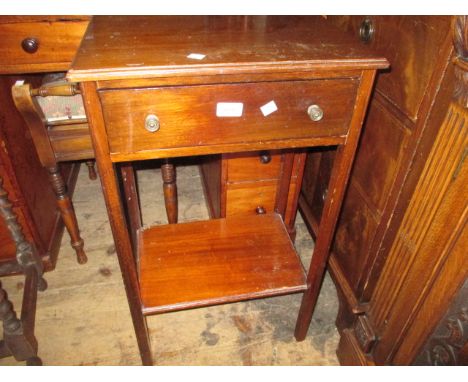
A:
[259,152,271,164]
[21,37,39,54]
[307,105,324,122]
[255,206,266,215]
[145,114,160,132]
[359,18,375,43]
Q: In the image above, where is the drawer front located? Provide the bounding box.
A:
[224,151,282,183]
[226,182,277,216]
[0,20,89,72]
[100,79,358,158]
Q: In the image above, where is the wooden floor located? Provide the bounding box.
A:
[0,162,340,366]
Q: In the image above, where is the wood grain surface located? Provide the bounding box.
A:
[68,16,388,82]
[99,79,358,161]
[138,213,307,314]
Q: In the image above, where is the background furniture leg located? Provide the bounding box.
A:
[85,160,98,180]
[161,159,178,224]
[47,166,87,264]
[0,175,44,365]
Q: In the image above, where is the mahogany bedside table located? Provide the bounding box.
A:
[67,16,388,365]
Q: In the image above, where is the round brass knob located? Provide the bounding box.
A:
[307,105,324,122]
[21,37,39,54]
[259,152,271,164]
[255,206,266,215]
[359,18,375,43]
[145,114,160,132]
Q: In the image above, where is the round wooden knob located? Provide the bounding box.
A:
[255,206,266,215]
[21,37,39,53]
[259,152,271,164]
[359,18,375,43]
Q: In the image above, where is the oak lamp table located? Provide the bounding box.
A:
[67,16,388,365]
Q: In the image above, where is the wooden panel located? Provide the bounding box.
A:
[351,98,410,214]
[48,123,94,161]
[328,16,452,121]
[199,155,223,219]
[284,180,299,226]
[226,181,277,216]
[100,80,358,160]
[224,151,282,183]
[0,18,89,74]
[337,329,374,365]
[370,99,467,364]
[333,182,379,289]
[301,148,335,226]
[138,213,307,314]
[0,75,55,259]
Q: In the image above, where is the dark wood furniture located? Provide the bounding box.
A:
[0,16,90,273]
[300,16,467,364]
[0,175,47,365]
[12,80,94,264]
[200,150,306,239]
[1,15,177,268]
[67,16,387,365]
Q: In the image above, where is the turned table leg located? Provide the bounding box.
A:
[48,166,87,264]
[161,159,178,224]
[85,160,98,180]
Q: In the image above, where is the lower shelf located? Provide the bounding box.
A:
[138,213,307,315]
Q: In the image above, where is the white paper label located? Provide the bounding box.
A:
[260,100,278,117]
[216,102,244,117]
[14,80,25,86]
[187,53,206,60]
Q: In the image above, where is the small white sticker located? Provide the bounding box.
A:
[187,53,206,60]
[216,102,244,117]
[260,101,278,117]
[14,80,25,86]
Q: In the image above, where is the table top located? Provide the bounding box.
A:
[68,16,388,82]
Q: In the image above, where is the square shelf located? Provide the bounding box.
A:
[138,213,307,315]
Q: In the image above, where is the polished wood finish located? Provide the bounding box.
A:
[301,15,456,354]
[295,70,376,341]
[201,150,306,238]
[0,75,79,271]
[47,166,86,264]
[0,16,90,74]
[81,81,153,365]
[225,181,277,216]
[304,16,467,365]
[12,82,88,264]
[160,160,178,224]
[139,213,307,314]
[99,79,358,162]
[225,151,282,183]
[68,16,387,82]
[73,16,387,365]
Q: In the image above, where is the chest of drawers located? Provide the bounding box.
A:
[0,16,89,74]
[67,15,387,364]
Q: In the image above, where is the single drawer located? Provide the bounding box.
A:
[0,19,89,73]
[226,181,277,216]
[224,151,282,183]
[99,79,358,159]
